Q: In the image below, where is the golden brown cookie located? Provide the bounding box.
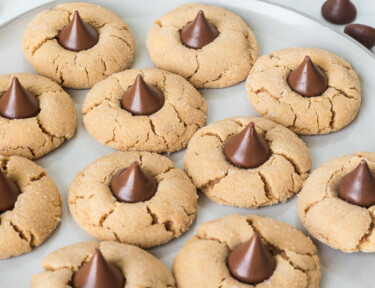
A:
[68,151,197,248]
[147,3,258,88]
[82,68,207,153]
[173,214,321,288]
[31,241,176,288]
[298,152,375,253]
[184,117,311,208]
[0,73,76,159]
[23,2,135,89]
[246,47,361,135]
[0,155,62,259]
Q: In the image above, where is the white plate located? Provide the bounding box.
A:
[0,0,375,287]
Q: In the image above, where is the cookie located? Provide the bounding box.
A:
[146,3,258,88]
[173,214,321,288]
[298,152,375,253]
[23,2,135,89]
[0,155,62,259]
[82,68,207,153]
[184,117,311,208]
[246,47,361,135]
[68,151,197,248]
[0,73,76,159]
[31,241,176,288]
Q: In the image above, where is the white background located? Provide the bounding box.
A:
[1,0,375,35]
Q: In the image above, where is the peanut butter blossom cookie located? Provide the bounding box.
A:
[31,241,176,288]
[0,73,76,159]
[0,155,62,259]
[147,4,258,88]
[298,152,375,253]
[68,151,197,248]
[246,47,361,135]
[23,2,135,89]
[83,68,207,152]
[184,117,311,208]
[173,214,321,288]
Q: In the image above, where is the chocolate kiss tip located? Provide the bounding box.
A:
[287,56,328,97]
[337,160,375,208]
[0,169,21,213]
[0,77,39,119]
[344,24,375,49]
[227,232,276,285]
[180,9,219,49]
[72,249,125,288]
[58,10,99,52]
[121,74,164,116]
[224,122,270,169]
[110,161,158,203]
[322,0,357,25]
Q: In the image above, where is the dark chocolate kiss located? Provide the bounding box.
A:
[180,10,219,49]
[121,74,164,116]
[344,24,375,49]
[224,122,270,169]
[72,249,125,288]
[288,56,328,97]
[227,233,276,285]
[110,161,158,203]
[58,10,99,52]
[322,0,357,25]
[0,77,39,119]
[0,169,20,213]
[337,160,375,208]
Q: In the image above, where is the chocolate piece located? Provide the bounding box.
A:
[337,160,375,208]
[121,74,164,116]
[224,122,270,169]
[72,249,125,288]
[227,232,276,284]
[180,10,219,49]
[321,0,356,25]
[0,169,20,213]
[110,161,157,203]
[344,24,375,49]
[58,10,99,52]
[288,56,328,97]
[0,77,39,119]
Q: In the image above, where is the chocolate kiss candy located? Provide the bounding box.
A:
[0,169,20,213]
[345,24,375,49]
[0,77,39,119]
[337,160,375,208]
[224,122,270,169]
[72,249,125,288]
[180,10,219,49]
[110,161,158,203]
[321,0,357,25]
[58,10,99,52]
[121,74,164,116]
[288,56,328,97]
[227,232,276,284]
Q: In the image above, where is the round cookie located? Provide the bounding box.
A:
[0,155,62,259]
[184,117,311,208]
[68,151,197,248]
[246,47,361,135]
[31,241,176,288]
[82,68,207,153]
[173,214,321,288]
[0,73,76,159]
[298,152,375,253]
[147,3,258,88]
[23,2,135,89]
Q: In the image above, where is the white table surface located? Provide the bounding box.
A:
[1,0,375,33]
